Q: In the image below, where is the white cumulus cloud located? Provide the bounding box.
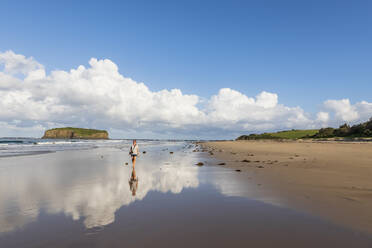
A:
[0,50,371,138]
[317,99,372,127]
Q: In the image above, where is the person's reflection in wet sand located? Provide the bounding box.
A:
[129,166,139,196]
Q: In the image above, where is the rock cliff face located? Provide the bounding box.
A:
[42,127,109,139]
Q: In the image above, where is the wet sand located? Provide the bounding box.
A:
[1,141,372,247]
[202,140,372,234]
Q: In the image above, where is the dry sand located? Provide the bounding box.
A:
[202,140,372,234]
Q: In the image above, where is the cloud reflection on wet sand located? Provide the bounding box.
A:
[0,144,199,232]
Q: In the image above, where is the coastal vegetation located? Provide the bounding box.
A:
[237,129,318,140]
[237,117,372,140]
[313,118,372,138]
[42,127,109,139]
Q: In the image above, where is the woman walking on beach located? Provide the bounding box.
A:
[129,140,139,168]
[129,140,139,196]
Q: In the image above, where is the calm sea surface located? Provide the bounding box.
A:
[0,140,371,247]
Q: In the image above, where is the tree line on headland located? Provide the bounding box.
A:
[237,117,372,140]
[313,117,372,138]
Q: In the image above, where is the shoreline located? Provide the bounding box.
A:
[201,140,372,235]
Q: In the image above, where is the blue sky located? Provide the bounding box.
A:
[0,0,371,138]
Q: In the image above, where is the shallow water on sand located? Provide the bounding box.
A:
[0,141,371,247]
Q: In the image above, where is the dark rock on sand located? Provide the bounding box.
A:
[170,152,174,154]
[196,162,204,166]
[241,159,251,163]
[218,162,226,165]
[257,166,264,168]
[143,151,146,154]
[235,169,241,172]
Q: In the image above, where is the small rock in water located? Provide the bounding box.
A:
[241,159,251,163]
[196,162,204,166]
[125,162,128,165]
[235,169,241,172]
[170,151,174,154]
[218,162,226,165]
[143,151,146,154]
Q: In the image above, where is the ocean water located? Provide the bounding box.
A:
[0,138,176,157]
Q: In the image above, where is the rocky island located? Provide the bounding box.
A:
[42,127,109,139]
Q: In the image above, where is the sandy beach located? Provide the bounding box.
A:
[202,140,372,234]
[1,140,372,247]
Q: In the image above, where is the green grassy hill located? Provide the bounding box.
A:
[268,129,319,139]
[237,118,372,140]
[51,127,107,136]
[42,127,108,139]
[237,129,319,140]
